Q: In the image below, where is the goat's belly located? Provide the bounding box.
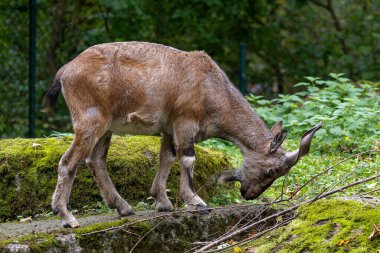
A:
[109,114,160,135]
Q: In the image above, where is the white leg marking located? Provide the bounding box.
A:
[86,106,98,118]
[180,156,195,168]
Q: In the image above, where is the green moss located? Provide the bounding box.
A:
[248,199,380,253]
[0,218,150,252]
[0,232,59,251]
[75,219,130,235]
[0,136,233,221]
[75,218,155,252]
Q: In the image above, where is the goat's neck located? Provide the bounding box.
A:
[220,95,272,156]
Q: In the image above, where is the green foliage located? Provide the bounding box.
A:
[2,1,380,137]
[247,74,380,153]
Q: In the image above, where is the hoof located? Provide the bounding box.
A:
[62,220,80,228]
[116,199,135,217]
[118,209,135,217]
[62,213,80,228]
[156,201,174,212]
[195,205,210,215]
[118,207,135,217]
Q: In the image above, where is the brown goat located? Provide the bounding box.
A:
[45,42,321,227]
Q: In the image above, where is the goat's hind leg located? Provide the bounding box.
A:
[52,129,104,228]
[86,131,135,216]
[52,105,112,228]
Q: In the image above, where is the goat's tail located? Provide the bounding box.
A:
[43,69,63,114]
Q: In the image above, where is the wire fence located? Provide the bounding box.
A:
[0,1,73,138]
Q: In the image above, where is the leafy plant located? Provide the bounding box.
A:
[247,74,380,153]
[199,139,243,167]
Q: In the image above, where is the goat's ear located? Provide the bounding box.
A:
[269,121,287,153]
[270,121,283,136]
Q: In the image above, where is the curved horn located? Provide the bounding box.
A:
[286,122,322,166]
[219,169,242,183]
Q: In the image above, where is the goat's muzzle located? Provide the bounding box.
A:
[219,169,242,183]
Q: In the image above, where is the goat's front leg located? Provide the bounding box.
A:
[174,120,209,214]
[150,133,176,212]
[86,131,135,216]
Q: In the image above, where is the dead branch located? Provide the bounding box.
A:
[193,205,301,252]
[218,195,283,238]
[195,171,380,252]
[207,215,298,253]
[130,221,162,253]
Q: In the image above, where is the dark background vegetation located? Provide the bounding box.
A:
[1,0,380,137]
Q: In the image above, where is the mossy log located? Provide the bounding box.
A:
[0,136,233,221]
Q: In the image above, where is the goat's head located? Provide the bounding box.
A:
[220,122,322,200]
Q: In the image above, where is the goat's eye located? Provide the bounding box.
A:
[268,169,276,176]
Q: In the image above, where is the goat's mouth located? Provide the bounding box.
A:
[241,187,265,200]
[240,180,275,200]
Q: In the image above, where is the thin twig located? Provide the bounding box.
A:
[356,187,380,197]
[129,220,163,253]
[121,228,141,238]
[312,173,380,202]
[280,174,289,201]
[193,204,301,252]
